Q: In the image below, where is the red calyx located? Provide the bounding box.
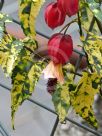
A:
[58,0,79,17]
[48,33,73,64]
[44,2,66,29]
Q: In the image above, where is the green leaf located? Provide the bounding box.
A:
[18,0,45,38]
[0,34,24,76]
[11,48,46,129]
[52,64,75,122]
[70,71,101,128]
[79,0,88,22]
[86,0,102,22]
[84,37,102,76]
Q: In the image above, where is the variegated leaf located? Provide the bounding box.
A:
[0,34,24,76]
[11,48,46,129]
[52,64,75,122]
[70,71,101,128]
[18,0,45,38]
[84,37,102,76]
[23,37,38,52]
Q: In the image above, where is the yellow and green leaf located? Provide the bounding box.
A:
[84,37,102,76]
[18,0,45,39]
[52,64,75,122]
[23,36,38,52]
[11,48,46,129]
[0,34,24,76]
[70,71,101,128]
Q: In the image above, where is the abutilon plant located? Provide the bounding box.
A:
[0,0,102,132]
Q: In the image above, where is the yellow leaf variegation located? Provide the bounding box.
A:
[52,83,70,122]
[52,64,75,122]
[11,48,46,129]
[70,71,101,128]
[23,37,38,52]
[19,0,45,38]
[84,37,102,76]
[0,34,24,76]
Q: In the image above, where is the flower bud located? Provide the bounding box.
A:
[45,2,66,29]
[48,33,73,64]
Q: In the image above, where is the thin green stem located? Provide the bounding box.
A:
[64,25,69,35]
[60,19,78,33]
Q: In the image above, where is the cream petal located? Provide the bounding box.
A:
[42,61,64,84]
[42,61,56,79]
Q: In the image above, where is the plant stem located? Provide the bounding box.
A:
[64,25,69,35]
[77,12,83,36]
[60,19,78,33]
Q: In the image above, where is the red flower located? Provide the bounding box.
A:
[58,0,79,16]
[48,33,73,64]
[43,34,73,84]
[44,2,66,29]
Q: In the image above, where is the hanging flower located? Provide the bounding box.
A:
[43,33,73,84]
[48,33,73,64]
[44,2,66,29]
[58,0,79,17]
